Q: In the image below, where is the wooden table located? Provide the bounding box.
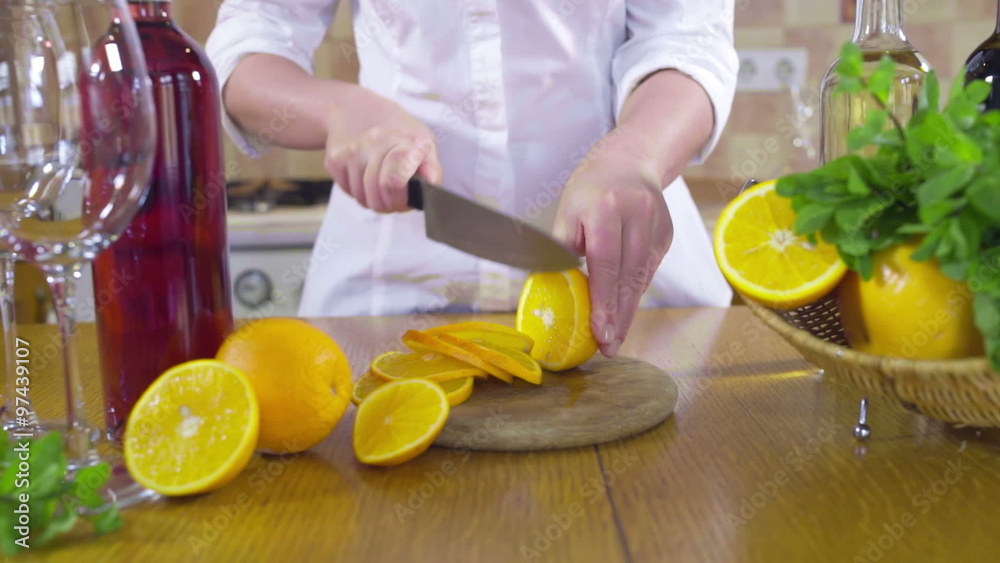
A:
[19,307,1000,562]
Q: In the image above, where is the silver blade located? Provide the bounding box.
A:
[420,182,580,272]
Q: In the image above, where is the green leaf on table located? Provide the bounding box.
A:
[91,506,124,535]
[918,198,963,225]
[72,463,111,509]
[36,499,78,546]
[27,433,67,498]
[868,56,897,106]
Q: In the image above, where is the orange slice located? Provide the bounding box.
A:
[370,350,485,382]
[713,179,847,309]
[353,379,450,466]
[352,371,474,407]
[516,268,598,371]
[402,330,515,383]
[424,322,534,354]
[124,360,260,496]
[435,333,543,385]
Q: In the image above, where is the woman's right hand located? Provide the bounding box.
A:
[324,105,444,213]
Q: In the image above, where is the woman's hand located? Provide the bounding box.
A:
[324,104,444,213]
[553,150,674,358]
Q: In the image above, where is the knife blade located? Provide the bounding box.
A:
[407,176,581,272]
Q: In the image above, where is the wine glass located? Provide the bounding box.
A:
[0,0,156,506]
[0,0,97,439]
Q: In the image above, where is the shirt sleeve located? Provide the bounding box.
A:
[611,0,738,164]
[205,0,341,157]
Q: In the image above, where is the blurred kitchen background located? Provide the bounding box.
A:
[15,0,1000,322]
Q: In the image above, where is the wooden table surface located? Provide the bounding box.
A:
[19,307,1000,562]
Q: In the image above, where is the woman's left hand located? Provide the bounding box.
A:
[552,149,674,358]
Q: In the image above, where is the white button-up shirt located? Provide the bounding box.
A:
[206,0,737,317]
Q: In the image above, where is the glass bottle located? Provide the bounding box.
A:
[93,0,234,442]
[965,1,1000,110]
[819,0,931,164]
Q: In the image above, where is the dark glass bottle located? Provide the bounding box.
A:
[965,2,1000,110]
[93,0,234,442]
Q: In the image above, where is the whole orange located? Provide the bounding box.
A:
[217,318,352,454]
[838,241,985,360]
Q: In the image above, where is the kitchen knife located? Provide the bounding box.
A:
[407,175,580,272]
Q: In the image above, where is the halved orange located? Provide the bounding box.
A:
[713,180,847,309]
[424,322,534,354]
[353,379,450,466]
[352,371,474,407]
[370,350,485,382]
[435,333,543,385]
[124,360,260,496]
[402,330,515,383]
[516,268,598,371]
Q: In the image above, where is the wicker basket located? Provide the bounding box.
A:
[743,294,1000,427]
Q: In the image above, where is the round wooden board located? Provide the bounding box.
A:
[434,355,678,451]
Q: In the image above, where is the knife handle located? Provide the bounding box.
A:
[407,176,426,210]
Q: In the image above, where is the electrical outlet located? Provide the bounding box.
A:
[736,48,809,92]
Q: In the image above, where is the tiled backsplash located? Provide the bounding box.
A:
[174,0,999,187]
[700,0,1000,192]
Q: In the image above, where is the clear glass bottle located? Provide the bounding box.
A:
[819,0,931,164]
[965,1,1000,110]
[93,0,234,442]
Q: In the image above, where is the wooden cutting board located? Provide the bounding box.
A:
[434,355,678,451]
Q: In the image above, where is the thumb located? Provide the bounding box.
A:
[415,140,444,185]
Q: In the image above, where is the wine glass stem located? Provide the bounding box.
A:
[0,254,39,429]
[44,265,95,464]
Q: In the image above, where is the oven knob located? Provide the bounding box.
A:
[234,269,273,308]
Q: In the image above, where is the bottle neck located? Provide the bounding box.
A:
[996,0,1000,35]
[128,1,173,22]
[852,0,912,51]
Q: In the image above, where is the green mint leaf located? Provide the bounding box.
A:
[856,253,875,280]
[912,226,946,262]
[835,77,864,95]
[918,70,941,111]
[0,501,21,556]
[968,177,1000,221]
[966,80,993,106]
[36,499,78,546]
[940,259,970,281]
[71,463,111,509]
[27,433,67,498]
[916,165,974,206]
[918,198,963,225]
[847,164,871,195]
[868,56,897,106]
[91,506,124,535]
[837,43,864,79]
[794,204,835,234]
[973,293,1000,367]
[848,110,888,151]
